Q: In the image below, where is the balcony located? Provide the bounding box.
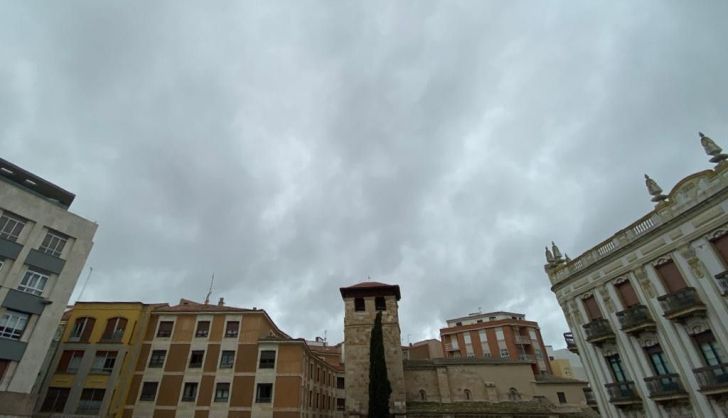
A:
[583,387,597,405]
[514,335,531,345]
[604,381,641,406]
[564,332,578,353]
[583,319,615,344]
[644,374,688,401]
[658,287,706,321]
[715,271,728,295]
[693,363,728,395]
[616,304,655,335]
[518,353,535,362]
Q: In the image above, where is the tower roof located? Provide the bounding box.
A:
[340,281,401,300]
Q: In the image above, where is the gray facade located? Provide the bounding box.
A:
[0,158,97,417]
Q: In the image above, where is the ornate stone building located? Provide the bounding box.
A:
[545,133,728,417]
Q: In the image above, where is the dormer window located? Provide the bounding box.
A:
[375,297,386,311]
[354,298,365,312]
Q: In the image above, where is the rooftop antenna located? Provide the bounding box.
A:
[204,273,214,305]
[76,266,93,302]
[323,330,327,346]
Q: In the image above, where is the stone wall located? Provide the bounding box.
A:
[343,295,406,416]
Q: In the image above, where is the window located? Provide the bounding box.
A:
[499,348,510,359]
[156,321,173,337]
[181,382,198,402]
[259,350,276,369]
[419,389,426,400]
[189,351,204,368]
[478,330,490,356]
[101,317,127,341]
[336,376,345,389]
[214,382,230,402]
[645,345,673,375]
[528,329,538,340]
[57,350,84,373]
[606,354,628,383]
[464,333,474,357]
[693,331,726,367]
[69,317,95,342]
[18,269,49,296]
[0,310,29,340]
[337,398,345,410]
[139,382,158,401]
[449,335,459,350]
[90,351,117,374]
[464,389,471,400]
[557,391,567,404]
[354,297,365,312]
[225,321,239,338]
[711,232,728,266]
[148,350,166,368]
[456,322,463,326]
[495,328,505,340]
[220,350,235,368]
[615,280,640,308]
[41,387,70,412]
[39,231,68,257]
[195,320,210,338]
[255,383,273,403]
[655,260,687,293]
[375,296,386,311]
[582,296,602,320]
[0,212,25,242]
[77,388,105,414]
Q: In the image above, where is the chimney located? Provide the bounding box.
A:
[218,297,225,306]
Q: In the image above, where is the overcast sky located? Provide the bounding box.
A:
[2,1,728,348]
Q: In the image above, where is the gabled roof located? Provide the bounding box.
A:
[340,281,401,300]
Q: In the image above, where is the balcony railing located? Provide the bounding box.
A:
[583,387,597,405]
[616,304,655,334]
[658,287,706,319]
[564,332,578,353]
[518,353,535,362]
[694,363,728,393]
[583,319,614,344]
[604,381,641,404]
[644,374,687,399]
[514,335,531,345]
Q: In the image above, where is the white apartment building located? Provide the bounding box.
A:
[545,133,728,418]
[0,158,97,416]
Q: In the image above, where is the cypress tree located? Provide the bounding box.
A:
[368,310,392,418]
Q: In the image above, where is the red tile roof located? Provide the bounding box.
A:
[340,281,401,300]
[154,298,252,313]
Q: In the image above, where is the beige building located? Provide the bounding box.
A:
[0,158,97,417]
[123,298,340,418]
[545,133,728,417]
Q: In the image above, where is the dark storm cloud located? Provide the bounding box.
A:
[2,0,728,347]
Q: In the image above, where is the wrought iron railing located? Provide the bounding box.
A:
[564,332,577,351]
[644,374,686,398]
[583,387,596,404]
[657,287,704,317]
[693,363,728,391]
[616,304,654,330]
[583,319,614,342]
[604,381,640,403]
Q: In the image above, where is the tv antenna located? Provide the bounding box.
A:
[204,273,214,304]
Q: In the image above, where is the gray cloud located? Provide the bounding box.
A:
[2,0,728,347]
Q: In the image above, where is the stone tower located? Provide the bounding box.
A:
[340,282,406,417]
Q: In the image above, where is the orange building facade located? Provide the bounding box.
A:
[440,311,552,375]
[120,298,340,418]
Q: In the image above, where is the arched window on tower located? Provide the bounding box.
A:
[464,389,471,400]
[419,389,426,401]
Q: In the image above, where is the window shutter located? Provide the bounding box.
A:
[81,318,96,342]
[712,234,728,266]
[655,261,687,293]
[582,296,602,320]
[57,351,73,372]
[102,319,116,340]
[616,280,639,307]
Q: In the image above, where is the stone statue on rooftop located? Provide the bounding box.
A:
[699,132,728,164]
[645,174,668,202]
[551,241,563,261]
[545,246,554,264]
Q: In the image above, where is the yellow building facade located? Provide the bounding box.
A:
[35,302,160,417]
